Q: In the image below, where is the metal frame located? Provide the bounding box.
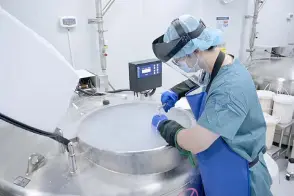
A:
[267,119,294,160]
[88,0,116,92]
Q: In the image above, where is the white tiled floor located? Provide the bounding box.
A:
[271,159,294,196]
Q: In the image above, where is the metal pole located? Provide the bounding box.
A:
[248,0,261,59]
[88,0,116,91]
[68,142,77,174]
[95,0,107,71]
[103,0,115,16]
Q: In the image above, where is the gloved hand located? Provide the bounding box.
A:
[151,115,197,167]
[161,91,179,112]
[152,114,168,129]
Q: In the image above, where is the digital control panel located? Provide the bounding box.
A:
[129,59,162,92]
[137,63,162,79]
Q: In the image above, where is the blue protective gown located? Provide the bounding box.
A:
[197,59,273,196]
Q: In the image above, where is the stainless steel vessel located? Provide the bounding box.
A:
[0,96,196,196]
[248,58,294,94]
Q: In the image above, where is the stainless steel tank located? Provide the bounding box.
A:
[0,96,197,196]
[248,58,294,94]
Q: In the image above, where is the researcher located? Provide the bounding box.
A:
[151,15,272,196]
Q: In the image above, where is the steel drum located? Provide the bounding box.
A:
[77,102,195,175]
[0,98,196,196]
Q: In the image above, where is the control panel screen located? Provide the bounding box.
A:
[137,63,162,79]
[142,68,151,74]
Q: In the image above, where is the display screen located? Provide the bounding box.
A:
[142,68,151,74]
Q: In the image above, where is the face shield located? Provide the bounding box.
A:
[165,60,208,85]
[152,19,207,85]
[152,19,206,63]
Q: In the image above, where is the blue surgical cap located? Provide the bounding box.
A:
[163,15,224,59]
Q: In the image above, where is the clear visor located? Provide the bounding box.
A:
[172,53,200,72]
[164,60,207,86]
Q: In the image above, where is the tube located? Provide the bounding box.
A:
[95,0,107,72]
[0,112,70,151]
[249,0,261,58]
[102,0,115,16]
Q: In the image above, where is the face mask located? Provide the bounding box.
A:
[186,53,200,68]
[175,53,200,73]
[177,61,193,73]
[197,54,209,72]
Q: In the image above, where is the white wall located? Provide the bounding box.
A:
[256,0,294,47]
[0,0,250,90]
[200,0,248,57]
[3,0,293,90]
[0,0,99,72]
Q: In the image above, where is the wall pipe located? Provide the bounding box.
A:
[248,0,261,59]
[103,0,115,16]
[95,0,107,72]
[89,0,116,91]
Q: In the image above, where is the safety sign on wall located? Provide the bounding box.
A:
[216,17,229,31]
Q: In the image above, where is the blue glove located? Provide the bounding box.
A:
[161,91,179,112]
[152,115,168,129]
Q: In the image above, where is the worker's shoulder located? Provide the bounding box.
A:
[212,61,255,98]
[218,60,253,87]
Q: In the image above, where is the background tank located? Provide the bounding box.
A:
[248,58,294,95]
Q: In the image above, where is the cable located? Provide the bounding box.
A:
[107,89,132,93]
[67,29,76,68]
[76,87,132,96]
[108,82,116,91]
[139,89,156,97]
[76,88,106,96]
[148,89,156,96]
[0,112,70,151]
[77,86,155,97]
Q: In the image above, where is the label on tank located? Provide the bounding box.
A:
[13,176,30,187]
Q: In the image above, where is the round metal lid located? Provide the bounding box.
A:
[77,102,195,174]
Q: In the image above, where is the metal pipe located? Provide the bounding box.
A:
[102,0,115,16]
[258,0,267,12]
[95,0,107,72]
[249,0,261,59]
[68,142,77,174]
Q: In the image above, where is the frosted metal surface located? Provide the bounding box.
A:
[78,102,193,152]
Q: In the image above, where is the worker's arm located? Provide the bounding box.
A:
[161,79,199,113]
[176,125,219,154]
[157,120,219,154]
[157,89,248,154]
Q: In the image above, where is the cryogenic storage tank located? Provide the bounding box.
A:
[0,97,197,196]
